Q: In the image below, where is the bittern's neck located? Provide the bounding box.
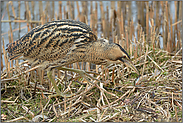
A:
[85,41,117,65]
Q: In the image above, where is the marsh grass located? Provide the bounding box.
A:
[1,1,182,122]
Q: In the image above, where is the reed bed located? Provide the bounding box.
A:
[1,1,182,122]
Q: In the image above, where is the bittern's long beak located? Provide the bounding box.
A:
[120,58,140,75]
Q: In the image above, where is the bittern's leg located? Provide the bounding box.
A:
[47,70,75,98]
[56,66,100,84]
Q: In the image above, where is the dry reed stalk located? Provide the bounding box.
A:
[7,30,14,69]
[162,2,166,50]
[9,1,16,19]
[150,19,155,51]
[155,2,160,31]
[6,2,13,44]
[117,18,121,42]
[167,32,170,53]
[139,26,143,57]
[106,5,110,39]
[84,1,88,19]
[117,1,121,18]
[86,62,90,71]
[140,2,145,27]
[128,1,132,21]
[112,25,115,43]
[177,31,181,50]
[137,2,141,25]
[18,1,21,37]
[67,100,72,117]
[2,38,9,77]
[15,1,21,67]
[1,53,3,71]
[46,2,50,23]
[94,2,98,73]
[63,6,67,19]
[72,1,75,19]
[59,1,62,19]
[146,2,149,44]
[29,5,33,29]
[55,12,58,20]
[101,89,131,109]
[134,37,138,59]
[54,83,96,106]
[7,61,10,77]
[170,14,173,52]
[49,69,55,90]
[149,2,154,19]
[52,1,55,20]
[90,2,93,29]
[69,1,74,19]
[76,1,80,20]
[166,3,172,52]
[64,95,67,112]
[4,116,26,122]
[79,2,85,23]
[125,26,129,52]
[75,62,79,70]
[178,1,182,25]
[137,24,140,42]
[120,11,124,38]
[95,1,98,29]
[1,20,42,23]
[25,2,30,32]
[165,2,169,51]
[81,1,85,16]
[100,1,105,38]
[67,1,70,19]
[44,2,49,21]
[39,1,43,21]
[70,1,75,19]
[174,2,178,50]
[119,34,126,49]
[40,13,44,25]
[148,55,164,72]
[31,1,35,20]
[110,1,115,32]
[129,21,132,44]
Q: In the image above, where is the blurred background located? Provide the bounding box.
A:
[1,1,182,71]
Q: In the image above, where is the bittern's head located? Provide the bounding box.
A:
[107,43,140,75]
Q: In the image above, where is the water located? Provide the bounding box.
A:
[1,1,179,71]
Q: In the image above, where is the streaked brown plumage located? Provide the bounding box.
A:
[7,19,139,97]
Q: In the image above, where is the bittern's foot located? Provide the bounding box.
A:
[56,67,101,84]
[47,70,77,98]
[79,70,102,84]
[47,67,100,99]
[47,71,73,98]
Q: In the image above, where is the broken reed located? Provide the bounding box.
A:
[1,1,182,86]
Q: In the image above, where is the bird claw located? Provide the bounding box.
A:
[78,70,101,84]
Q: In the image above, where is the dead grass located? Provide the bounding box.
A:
[1,46,182,122]
[1,1,182,122]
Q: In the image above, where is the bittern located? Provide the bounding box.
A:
[6,19,139,97]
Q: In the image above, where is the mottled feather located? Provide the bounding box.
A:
[6,19,97,62]
[6,19,132,71]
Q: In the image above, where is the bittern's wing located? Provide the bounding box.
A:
[6,19,97,61]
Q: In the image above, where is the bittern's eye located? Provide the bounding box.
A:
[122,56,126,58]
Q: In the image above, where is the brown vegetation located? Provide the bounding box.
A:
[1,1,182,122]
